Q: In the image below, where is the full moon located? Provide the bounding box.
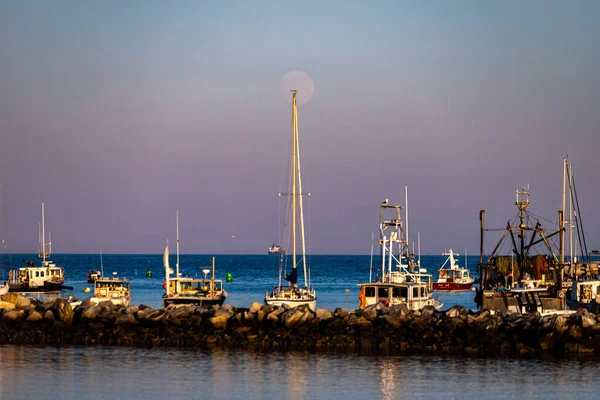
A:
[280,71,315,105]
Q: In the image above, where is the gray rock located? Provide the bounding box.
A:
[362,305,378,321]
[315,308,333,321]
[54,299,74,325]
[82,306,101,320]
[250,302,262,313]
[116,313,138,325]
[281,307,309,329]
[1,293,31,308]
[43,310,55,321]
[26,310,43,322]
[125,305,139,314]
[445,305,467,318]
[210,310,232,330]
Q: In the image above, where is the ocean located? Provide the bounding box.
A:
[1,254,598,399]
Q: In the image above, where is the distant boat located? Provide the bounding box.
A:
[89,272,131,307]
[268,244,282,254]
[162,210,227,308]
[357,195,442,311]
[265,90,316,311]
[432,249,474,291]
[8,203,71,293]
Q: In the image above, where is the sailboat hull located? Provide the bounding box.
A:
[264,297,316,312]
[163,294,227,309]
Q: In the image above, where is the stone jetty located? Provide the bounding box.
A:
[2,293,600,357]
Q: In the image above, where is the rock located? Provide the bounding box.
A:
[125,305,139,314]
[582,315,596,329]
[210,310,232,330]
[1,310,21,321]
[82,306,101,320]
[257,309,267,322]
[116,313,138,325]
[348,315,371,328]
[222,304,235,314]
[43,310,55,321]
[445,305,467,318]
[362,305,378,321]
[281,307,309,329]
[26,310,43,322]
[53,299,74,325]
[250,302,263,313]
[421,305,438,316]
[1,293,31,308]
[315,308,333,321]
[334,308,349,318]
[0,301,16,310]
[43,297,60,309]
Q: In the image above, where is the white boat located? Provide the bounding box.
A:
[89,272,131,306]
[358,195,442,311]
[7,203,70,293]
[268,244,282,254]
[265,90,316,311]
[162,211,227,308]
[433,249,474,291]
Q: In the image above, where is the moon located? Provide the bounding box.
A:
[280,71,315,105]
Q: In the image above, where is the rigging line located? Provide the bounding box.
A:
[570,173,590,264]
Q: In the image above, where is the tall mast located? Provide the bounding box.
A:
[568,162,573,268]
[561,156,567,265]
[176,209,180,278]
[41,202,46,263]
[295,91,308,289]
[405,186,409,262]
[291,91,297,275]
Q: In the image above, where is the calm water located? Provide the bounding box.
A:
[3,254,595,399]
[0,346,598,400]
[0,253,478,311]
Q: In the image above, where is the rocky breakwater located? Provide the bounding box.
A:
[2,294,600,357]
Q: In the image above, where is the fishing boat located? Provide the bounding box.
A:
[89,272,131,306]
[162,210,227,308]
[433,249,474,291]
[264,90,316,311]
[358,195,443,311]
[7,203,71,293]
[268,244,282,254]
[476,184,574,316]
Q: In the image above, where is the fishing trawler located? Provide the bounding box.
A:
[265,90,316,311]
[88,272,131,306]
[162,211,227,308]
[268,244,282,254]
[476,184,574,316]
[7,203,70,293]
[358,196,443,311]
[433,249,474,291]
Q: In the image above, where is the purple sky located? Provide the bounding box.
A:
[1,1,599,255]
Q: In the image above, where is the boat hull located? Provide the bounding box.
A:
[264,297,317,312]
[433,281,474,291]
[89,296,131,307]
[163,295,227,309]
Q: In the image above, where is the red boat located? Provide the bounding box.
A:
[433,249,474,291]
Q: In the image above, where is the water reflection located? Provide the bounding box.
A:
[1,347,600,399]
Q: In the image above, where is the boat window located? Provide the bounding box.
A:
[413,287,419,298]
[392,287,407,298]
[35,271,40,277]
[365,287,375,297]
[41,271,45,277]
[420,287,426,297]
[378,287,389,298]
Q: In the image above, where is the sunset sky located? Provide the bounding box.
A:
[1,1,599,254]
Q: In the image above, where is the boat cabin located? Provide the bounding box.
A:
[94,278,130,299]
[483,287,573,316]
[167,278,223,297]
[358,281,435,310]
[8,263,64,288]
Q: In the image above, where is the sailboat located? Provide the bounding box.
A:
[162,210,227,308]
[265,90,317,311]
[8,203,70,292]
[0,183,9,295]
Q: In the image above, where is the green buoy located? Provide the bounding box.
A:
[146,270,152,278]
[226,272,233,282]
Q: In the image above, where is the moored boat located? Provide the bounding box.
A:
[265,90,316,311]
[7,203,71,293]
[358,196,442,311]
[268,244,282,254]
[433,249,474,291]
[162,210,227,308]
[89,272,131,306]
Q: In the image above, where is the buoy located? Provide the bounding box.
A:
[345,289,350,293]
[163,281,167,290]
[83,287,91,293]
[226,272,233,283]
[146,270,152,278]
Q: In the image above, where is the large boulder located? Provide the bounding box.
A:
[315,308,333,321]
[281,307,311,329]
[53,298,74,325]
[0,301,16,310]
[250,302,263,313]
[445,305,468,318]
[210,310,232,330]
[1,293,31,308]
[26,310,43,322]
[2,310,22,321]
[116,313,138,325]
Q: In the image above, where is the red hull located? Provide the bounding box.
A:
[433,281,473,291]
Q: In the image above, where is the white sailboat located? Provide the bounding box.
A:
[265,90,317,311]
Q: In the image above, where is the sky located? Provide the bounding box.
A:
[0,1,599,255]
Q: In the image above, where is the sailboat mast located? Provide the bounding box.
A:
[295,92,309,289]
[561,156,567,265]
[176,209,180,278]
[291,91,297,276]
[41,203,46,263]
